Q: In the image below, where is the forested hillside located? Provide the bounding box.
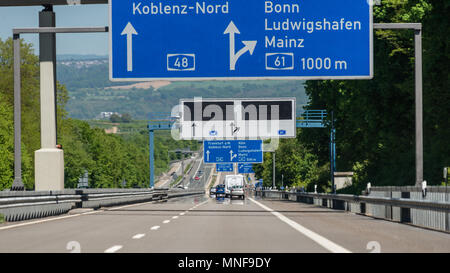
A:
[255,0,450,193]
[0,39,199,190]
[56,60,309,119]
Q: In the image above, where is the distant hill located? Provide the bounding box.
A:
[56,55,309,120]
[57,54,108,61]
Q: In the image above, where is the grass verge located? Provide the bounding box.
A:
[208,176,217,190]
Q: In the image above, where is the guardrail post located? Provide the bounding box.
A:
[400,192,411,223]
[386,189,393,220]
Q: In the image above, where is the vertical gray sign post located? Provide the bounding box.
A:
[34,6,65,191]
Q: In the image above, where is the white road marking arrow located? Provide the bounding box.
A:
[206,150,210,161]
[121,22,138,72]
[224,21,257,70]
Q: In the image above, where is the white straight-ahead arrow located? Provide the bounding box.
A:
[206,150,210,161]
[224,21,257,70]
[121,22,138,72]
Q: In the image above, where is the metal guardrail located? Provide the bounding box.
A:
[255,189,450,233]
[0,188,205,222]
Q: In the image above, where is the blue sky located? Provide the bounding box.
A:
[0,4,109,55]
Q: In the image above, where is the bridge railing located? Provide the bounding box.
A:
[0,188,205,222]
[255,188,450,233]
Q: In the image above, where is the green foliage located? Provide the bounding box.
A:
[253,138,328,191]
[0,38,200,191]
[0,38,40,189]
[56,60,309,120]
[109,114,122,123]
[120,113,132,123]
[59,119,199,189]
[109,113,132,123]
[300,0,449,193]
[254,1,449,194]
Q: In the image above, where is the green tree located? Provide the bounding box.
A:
[300,0,448,194]
[254,138,328,191]
[109,113,121,123]
[121,113,132,123]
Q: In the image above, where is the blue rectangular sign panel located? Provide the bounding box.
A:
[216,163,234,172]
[204,140,263,163]
[110,0,373,81]
[238,163,255,174]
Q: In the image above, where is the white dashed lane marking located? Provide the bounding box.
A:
[104,245,123,253]
[132,234,145,239]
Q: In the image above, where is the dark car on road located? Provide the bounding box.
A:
[215,184,226,200]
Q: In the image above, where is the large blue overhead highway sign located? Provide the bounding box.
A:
[109,0,373,81]
[204,140,263,163]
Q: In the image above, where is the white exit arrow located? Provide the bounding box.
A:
[121,22,138,72]
[224,21,257,71]
[230,150,237,161]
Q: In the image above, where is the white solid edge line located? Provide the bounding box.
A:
[108,200,156,211]
[132,233,146,239]
[248,197,351,253]
[151,225,160,230]
[104,245,123,253]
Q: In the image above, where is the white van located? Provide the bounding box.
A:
[224,175,245,199]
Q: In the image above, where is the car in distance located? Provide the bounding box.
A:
[210,187,216,195]
[231,185,245,199]
[215,184,226,200]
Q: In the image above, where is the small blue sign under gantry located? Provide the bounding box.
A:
[216,163,234,172]
[204,140,263,163]
[238,163,255,174]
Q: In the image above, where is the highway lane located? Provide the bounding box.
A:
[157,158,193,188]
[0,196,208,253]
[0,192,449,253]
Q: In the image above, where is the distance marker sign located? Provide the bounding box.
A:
[109,0,373,81]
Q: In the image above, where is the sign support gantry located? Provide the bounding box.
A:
[296,110,336,193]
[147,113,176,188]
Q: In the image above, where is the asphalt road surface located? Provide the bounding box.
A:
[0,193,449,253]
